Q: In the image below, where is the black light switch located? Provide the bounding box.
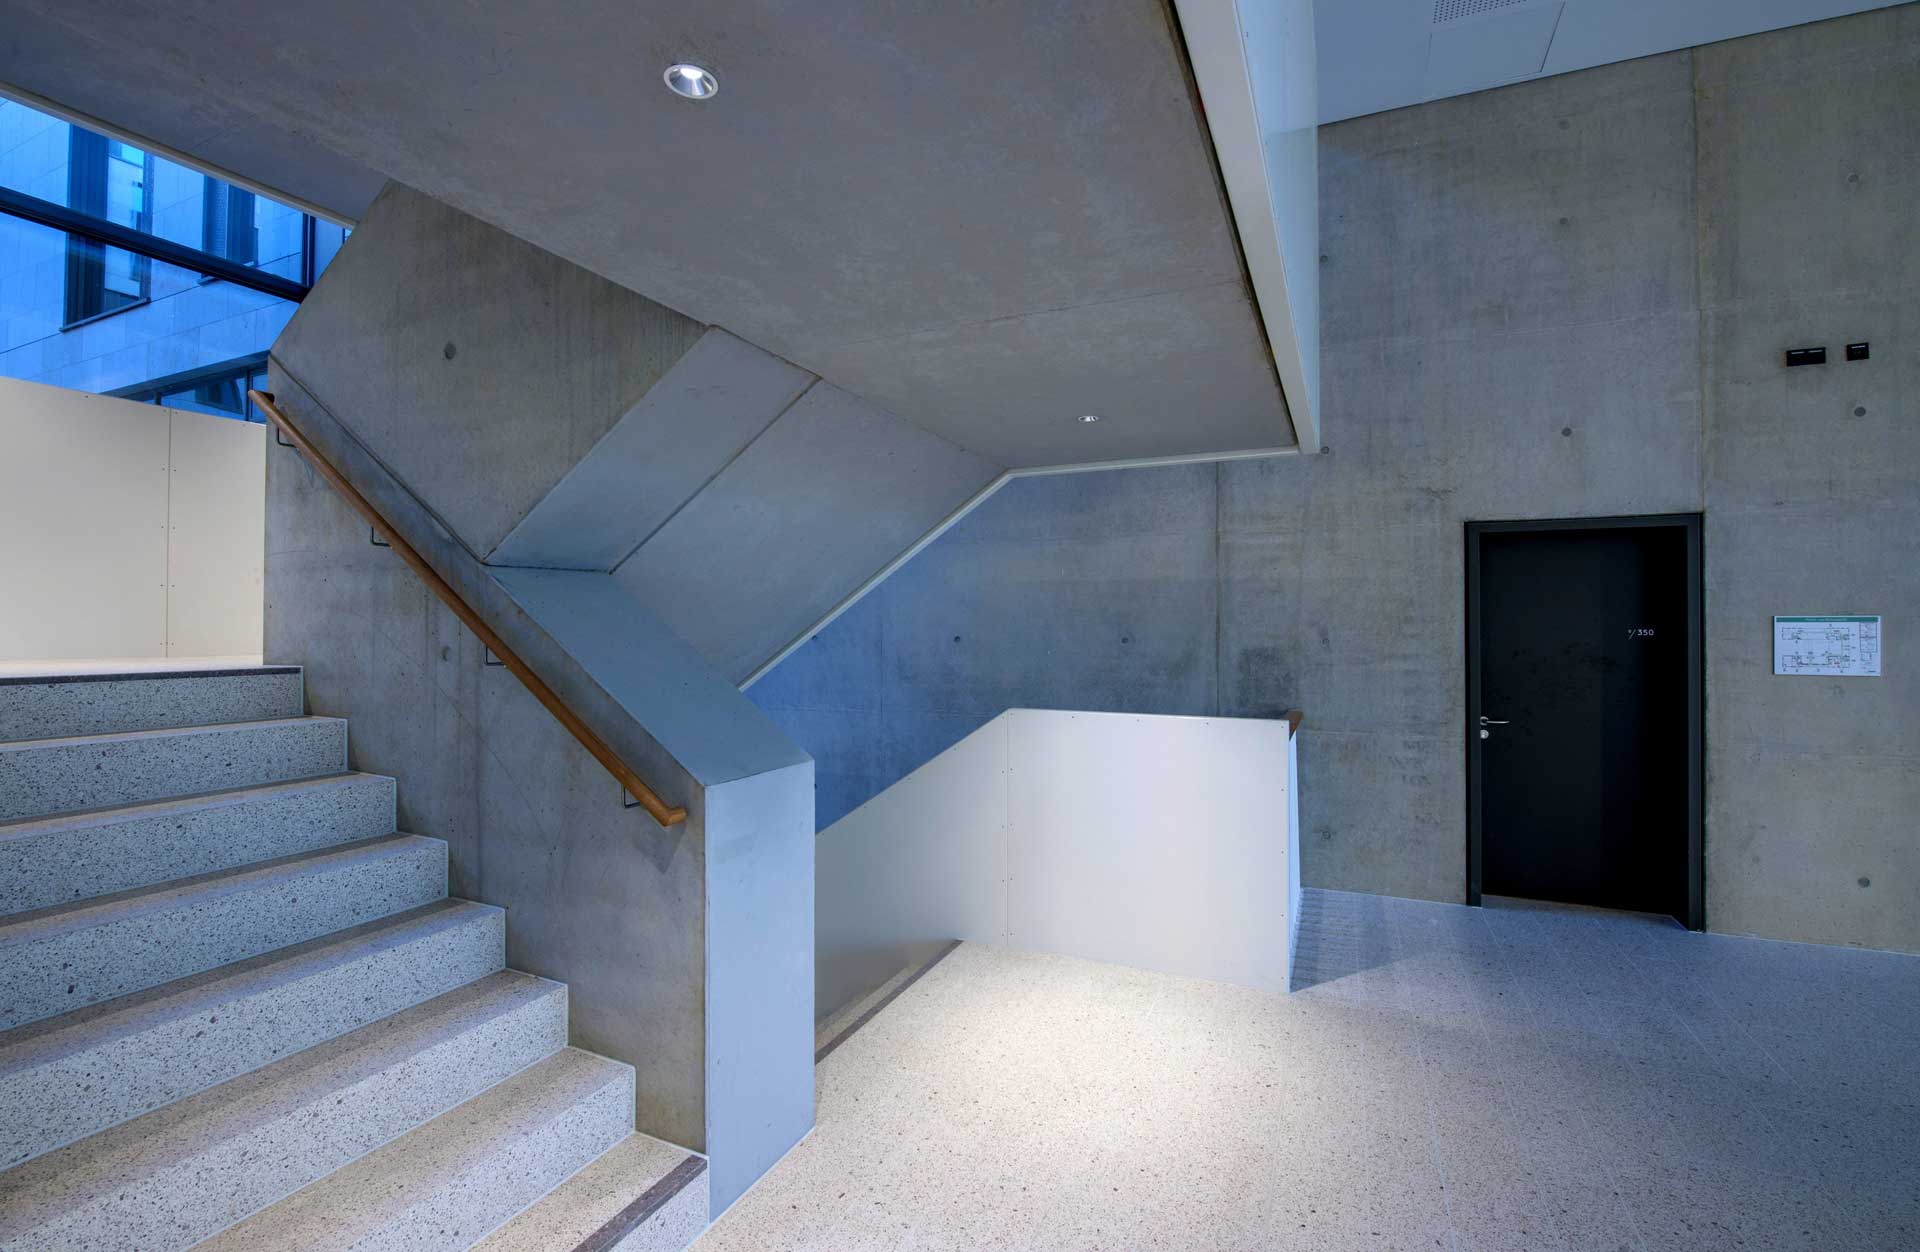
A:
[1846,342,1869,361]
[1785,347,1826,367]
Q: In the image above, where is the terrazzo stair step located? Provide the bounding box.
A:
[0,833,447,1031]
[472,1134,709,1252]
[0,666,305,742]
[0,972,570,1252]
[0,772,396,918]
[0,898,504,1170]
[192,1047,636,1252]
[0,716,347,822]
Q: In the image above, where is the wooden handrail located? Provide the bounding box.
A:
[249,389,687,827]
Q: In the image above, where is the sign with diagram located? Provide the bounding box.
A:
[1773,616,1881,677]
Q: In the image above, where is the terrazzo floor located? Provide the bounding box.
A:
[695,889,1919,1252]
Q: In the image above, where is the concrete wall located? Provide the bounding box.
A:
[754,8,1920,953]
[273,185,704,561]
[265,369,712,1150]
[0,376,262,661]
[752,464,1223,831]
[1693,12,1920,953]
[283,185,1005,689]
[264,184,818,1208]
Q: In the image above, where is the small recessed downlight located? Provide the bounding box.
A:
[663,63,718,100]
[1078,414,1102,424]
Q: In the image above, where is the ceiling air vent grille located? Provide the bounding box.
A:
[1433,0,1531,23]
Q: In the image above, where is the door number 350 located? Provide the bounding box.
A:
[1626,628,1655,638]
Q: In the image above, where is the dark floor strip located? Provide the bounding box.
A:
[814,939,962,1064]
[0,666,300,686]
[567,1153,707,1252]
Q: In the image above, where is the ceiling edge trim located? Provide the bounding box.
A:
[0,77,358,226]
[1169,0,1321,452]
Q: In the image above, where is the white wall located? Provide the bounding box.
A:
[817,708,1296,1019]
[0,376,263,661]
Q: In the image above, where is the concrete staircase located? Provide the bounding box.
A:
[0,666,707,1252]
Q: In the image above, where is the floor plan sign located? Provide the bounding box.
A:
[1773,616,1882,676]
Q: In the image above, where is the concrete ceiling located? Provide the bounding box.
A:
[1317,0,1911,121]
[0,0,1298,468]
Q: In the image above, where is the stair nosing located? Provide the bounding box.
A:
[472,1133,708,1252]
[567,1153,708,1252]
[0,665,302,688]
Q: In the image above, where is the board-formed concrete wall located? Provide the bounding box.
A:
[752,7,1920,953]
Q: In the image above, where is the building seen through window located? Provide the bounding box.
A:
[0,97,346,420]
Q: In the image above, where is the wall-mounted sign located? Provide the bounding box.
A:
[1774,616,1881,677]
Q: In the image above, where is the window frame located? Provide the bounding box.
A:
[108,351,273,422]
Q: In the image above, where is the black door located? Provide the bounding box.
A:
[1467,516,1702,927]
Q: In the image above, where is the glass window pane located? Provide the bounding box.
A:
[0,97,350,415]
[0,99,73,205]
[0,211,295,411]
[310,222,350,275]
[102,141,147,228]
[98,241,147,302]
[160,372,249,418]
[0,97,344,287]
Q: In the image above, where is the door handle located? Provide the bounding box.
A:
[1479,716,1510,726]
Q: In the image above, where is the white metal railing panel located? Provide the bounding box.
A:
[0,376,262,662]
[817,708,1297,1020]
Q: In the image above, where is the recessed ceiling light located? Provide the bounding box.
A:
[663,63,718,100]
[1077,414,1102,423]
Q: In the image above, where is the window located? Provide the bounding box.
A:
[202,182,258,265]
[114,354,272,421]
[0,96,349,410]
[63,131,153,325]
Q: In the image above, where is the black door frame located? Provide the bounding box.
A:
[1465,513,1704,930]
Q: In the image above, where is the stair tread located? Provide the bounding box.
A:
[0,833,441,943]
[0,899,503,1173]
[0,716,349,824]
[473,1134,707,1252]
[0,897,498,1070]
[0,772,397,918]
[0,972,568,1252]
[0,668,306,743]
[193,1048,635,1252]
[0,834,447,1032]
[0,771,391,836]
[0,713,341,753]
